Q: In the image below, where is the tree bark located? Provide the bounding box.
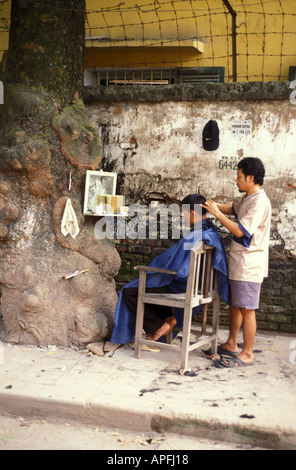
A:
[0,0,120,347]
[5,0,85,105]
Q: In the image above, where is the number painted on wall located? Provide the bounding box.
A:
[218,156,239,170]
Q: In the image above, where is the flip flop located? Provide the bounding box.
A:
[103,341,123,352]
[215,356,254,368]
[217,345,239,357]
[129,342,160,353]
[86,342,105,356]
[203,345,238,358]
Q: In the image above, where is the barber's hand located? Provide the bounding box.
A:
[202,200,221,218]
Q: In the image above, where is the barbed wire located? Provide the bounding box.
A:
[1,0,296,82]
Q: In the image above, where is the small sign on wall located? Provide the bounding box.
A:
[231,120,252,135]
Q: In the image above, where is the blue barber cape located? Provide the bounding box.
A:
[110,219,229,345]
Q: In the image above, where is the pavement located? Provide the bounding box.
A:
[0,328,296,450]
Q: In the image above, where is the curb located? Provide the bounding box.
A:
[151,414,296,450]
[1,392,295,450]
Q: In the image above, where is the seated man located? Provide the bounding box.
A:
[110,194,229,346]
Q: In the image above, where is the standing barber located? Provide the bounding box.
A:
[203,157,271,368]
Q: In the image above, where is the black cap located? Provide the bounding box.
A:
[202,120,219,151]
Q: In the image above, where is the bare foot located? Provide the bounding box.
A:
[147,316,177,341]
[237,351,254,364]
[221,341,239,354]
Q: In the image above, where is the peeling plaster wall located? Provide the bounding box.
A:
[85,83,296,332]
[87,98,296,253]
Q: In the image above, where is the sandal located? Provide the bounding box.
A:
[129,342,160,353]
[217,345,238,357]
[215,356,254,368]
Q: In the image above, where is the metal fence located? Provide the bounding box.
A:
[1,0,296,83]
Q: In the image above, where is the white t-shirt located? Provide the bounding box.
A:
[228,189,271,283]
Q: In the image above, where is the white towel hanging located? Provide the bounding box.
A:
[61,198,80,239]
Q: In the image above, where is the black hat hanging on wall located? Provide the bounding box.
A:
[202,120,219,151]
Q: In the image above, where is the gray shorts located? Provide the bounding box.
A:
[229,280,262,310]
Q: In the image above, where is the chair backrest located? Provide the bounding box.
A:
[185,241,215,301]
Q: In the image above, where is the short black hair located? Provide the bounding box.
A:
[181,194,207,215]
[237,157,265,186]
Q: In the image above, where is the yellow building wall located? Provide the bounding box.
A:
[0,0,10,62]
[1,0,296,82]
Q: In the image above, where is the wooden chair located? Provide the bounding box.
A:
[133,241,220,374]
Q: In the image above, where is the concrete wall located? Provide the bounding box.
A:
[85,82,296,332]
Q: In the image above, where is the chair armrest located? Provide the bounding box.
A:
[134,265,177,275]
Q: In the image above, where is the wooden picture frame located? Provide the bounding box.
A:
[83,170,117,215]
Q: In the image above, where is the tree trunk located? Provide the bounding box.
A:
[0,0,121,347]
[5,0,85,105]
